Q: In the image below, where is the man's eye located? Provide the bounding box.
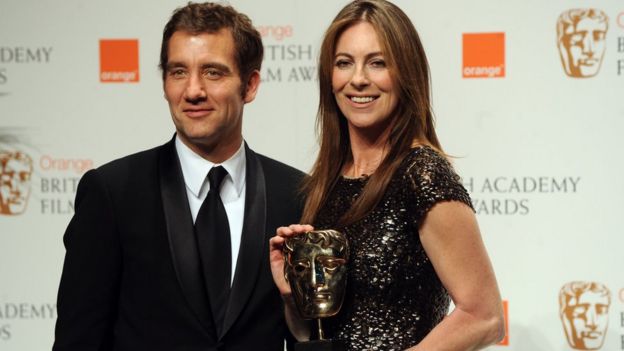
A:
[204,69,223,79]
[169,69,186,78]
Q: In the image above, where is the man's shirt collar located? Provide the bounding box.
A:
[175,136,246,199]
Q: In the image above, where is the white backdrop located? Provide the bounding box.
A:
[1,1,623,350]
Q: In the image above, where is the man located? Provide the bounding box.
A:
[559,281,611,350]
[557,9,609,78]
[53,3,303,350]
[0,150,33,215]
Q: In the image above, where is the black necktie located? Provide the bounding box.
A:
[195,165,231,333]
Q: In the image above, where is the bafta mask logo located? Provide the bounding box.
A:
[557,9,609,78]
[559,281,611,350]
[283,230,349,319]
[0,150,33,215]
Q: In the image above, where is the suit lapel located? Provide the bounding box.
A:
[220,144,267,338]
[159,138,215,335]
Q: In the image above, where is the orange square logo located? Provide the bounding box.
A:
[497,300,510,346]
[99,39,139,83]
[462,33,505,78]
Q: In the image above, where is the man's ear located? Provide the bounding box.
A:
[243,70,260,103]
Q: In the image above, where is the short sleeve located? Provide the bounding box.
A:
[405,147,473,225]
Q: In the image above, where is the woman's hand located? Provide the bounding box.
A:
[269,224,314,297]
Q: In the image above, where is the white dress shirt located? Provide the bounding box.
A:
[175,136,246,285]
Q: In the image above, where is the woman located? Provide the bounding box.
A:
[270,1,505,349]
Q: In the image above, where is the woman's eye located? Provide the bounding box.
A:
[370,60,386,68]
[335,60,352,68]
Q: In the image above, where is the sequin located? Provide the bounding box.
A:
[315,146,473,350]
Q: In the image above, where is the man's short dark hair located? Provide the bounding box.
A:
[159,2,263,84]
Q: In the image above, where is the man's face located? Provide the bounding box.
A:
[163,29,259,162]
[561,291,610,350]
[0,156,32,215]
[560,18,607,77]
[285,238,348,319]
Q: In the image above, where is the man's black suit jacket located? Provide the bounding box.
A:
[53,138,304,351]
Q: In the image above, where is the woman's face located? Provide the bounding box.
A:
[332,22,398,135]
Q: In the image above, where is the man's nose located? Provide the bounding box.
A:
[184,74,207,101]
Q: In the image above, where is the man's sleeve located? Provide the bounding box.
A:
[53,169,121,351]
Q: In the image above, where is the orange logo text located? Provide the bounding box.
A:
[462,33,505,78]
[99,39,139,83]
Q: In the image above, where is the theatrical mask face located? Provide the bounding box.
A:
[0,152,33,215]
[557,10,608,78]
[284,230,348,319]
[561,290,610,350]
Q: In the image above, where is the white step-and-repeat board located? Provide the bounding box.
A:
[1,1,623,350]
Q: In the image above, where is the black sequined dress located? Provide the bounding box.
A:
[315,146,473,350]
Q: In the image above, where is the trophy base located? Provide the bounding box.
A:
[295,339,346,351]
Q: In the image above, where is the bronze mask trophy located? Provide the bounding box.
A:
[283,229,349,351]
